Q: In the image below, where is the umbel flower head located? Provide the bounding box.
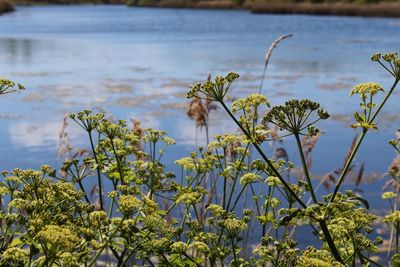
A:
[350,82,384,99]
[262,99,329,135]
[69,110,105,132]
[187,72,239,101]
[0,78,25,95]
[371,52,400,79]
[350,82,385,130]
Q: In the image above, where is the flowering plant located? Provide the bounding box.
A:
[1,52,400,266]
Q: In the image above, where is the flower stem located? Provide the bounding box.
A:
[294,133,318,204]
[330,78,399,202]
[230,237,239,267]
[318,219,344,264]
[88,131,104,210]
[88,216,125,266]
[226,143,250,211]
[219,101,307,209]
[220,100,344,263]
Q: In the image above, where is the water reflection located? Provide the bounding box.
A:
[8,120,79,149]
[0,5,399,192]
[0,38,35,64]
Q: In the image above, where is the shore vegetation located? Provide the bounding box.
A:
[0,51,400,266]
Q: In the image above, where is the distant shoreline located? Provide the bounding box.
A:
[8,1,400,18]
[250,2,400,18]
[11,0,124,5]
[0,0,14,14]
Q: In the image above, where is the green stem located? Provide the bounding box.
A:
[226,143,250,210]
[318,219,343,264]
[111,138,125,186]
[219,101,307,209]
[108,197,115,218]
[230,237,239,267]
[222,147,228,209]
[221,100,344,263]
[88,131,104,210]
[88,217,125,266]
[230,184,247,212]
[396,222,399,254]
[359,253,383,267]
[77,180,91,204]
[294,133,318,204]
[182,252,201,267]
[330,78,399,202]
[262,186,272,238]
[249,184,262,216]
[119,232,151,267]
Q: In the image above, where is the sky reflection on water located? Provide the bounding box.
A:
[0,5,399,210]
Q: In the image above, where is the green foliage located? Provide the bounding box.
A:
[1,52,400,266]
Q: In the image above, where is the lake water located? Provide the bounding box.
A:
[0,5,399,213]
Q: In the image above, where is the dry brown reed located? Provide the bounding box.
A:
[320,134,359,191]
[354,163,365,192]
[187,74,218,144]
[57,114,72,159]
[226,137,242,162]
[385,157,400,192]
[344,134,358,168]
[274,147,288,162]
[301,133,321,169]
[131,118,144,153]
[259,34,293,94]
[187,98,208,129]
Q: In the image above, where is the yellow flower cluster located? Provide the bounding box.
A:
[189,241,210,255]
[350,82,384,97]
[224,218,247,235]
[170,241,188,253]
[175,157,196,171]
[265,176,282,186]
[297,247,344,267]
[35,225,81,251]
[381,191,397,199]
[118,195,141,214]
[175,190,202,205]
[384,210,400,224]
[240,173,260,185]
[2,247,29,263]
[231,93,269,113]
[89,211,108,227]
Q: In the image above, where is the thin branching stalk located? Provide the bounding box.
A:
[88,216,126,267]
[219,100,307,209]
[222,148,228,209]
[111,138,125,186]
[230,184,247,212]
[230,237,239,267]
[88,131,104,210]
[226,143,250,210]
[294,132,318,204]
[330,78,400,202]
[219,100,344,263]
